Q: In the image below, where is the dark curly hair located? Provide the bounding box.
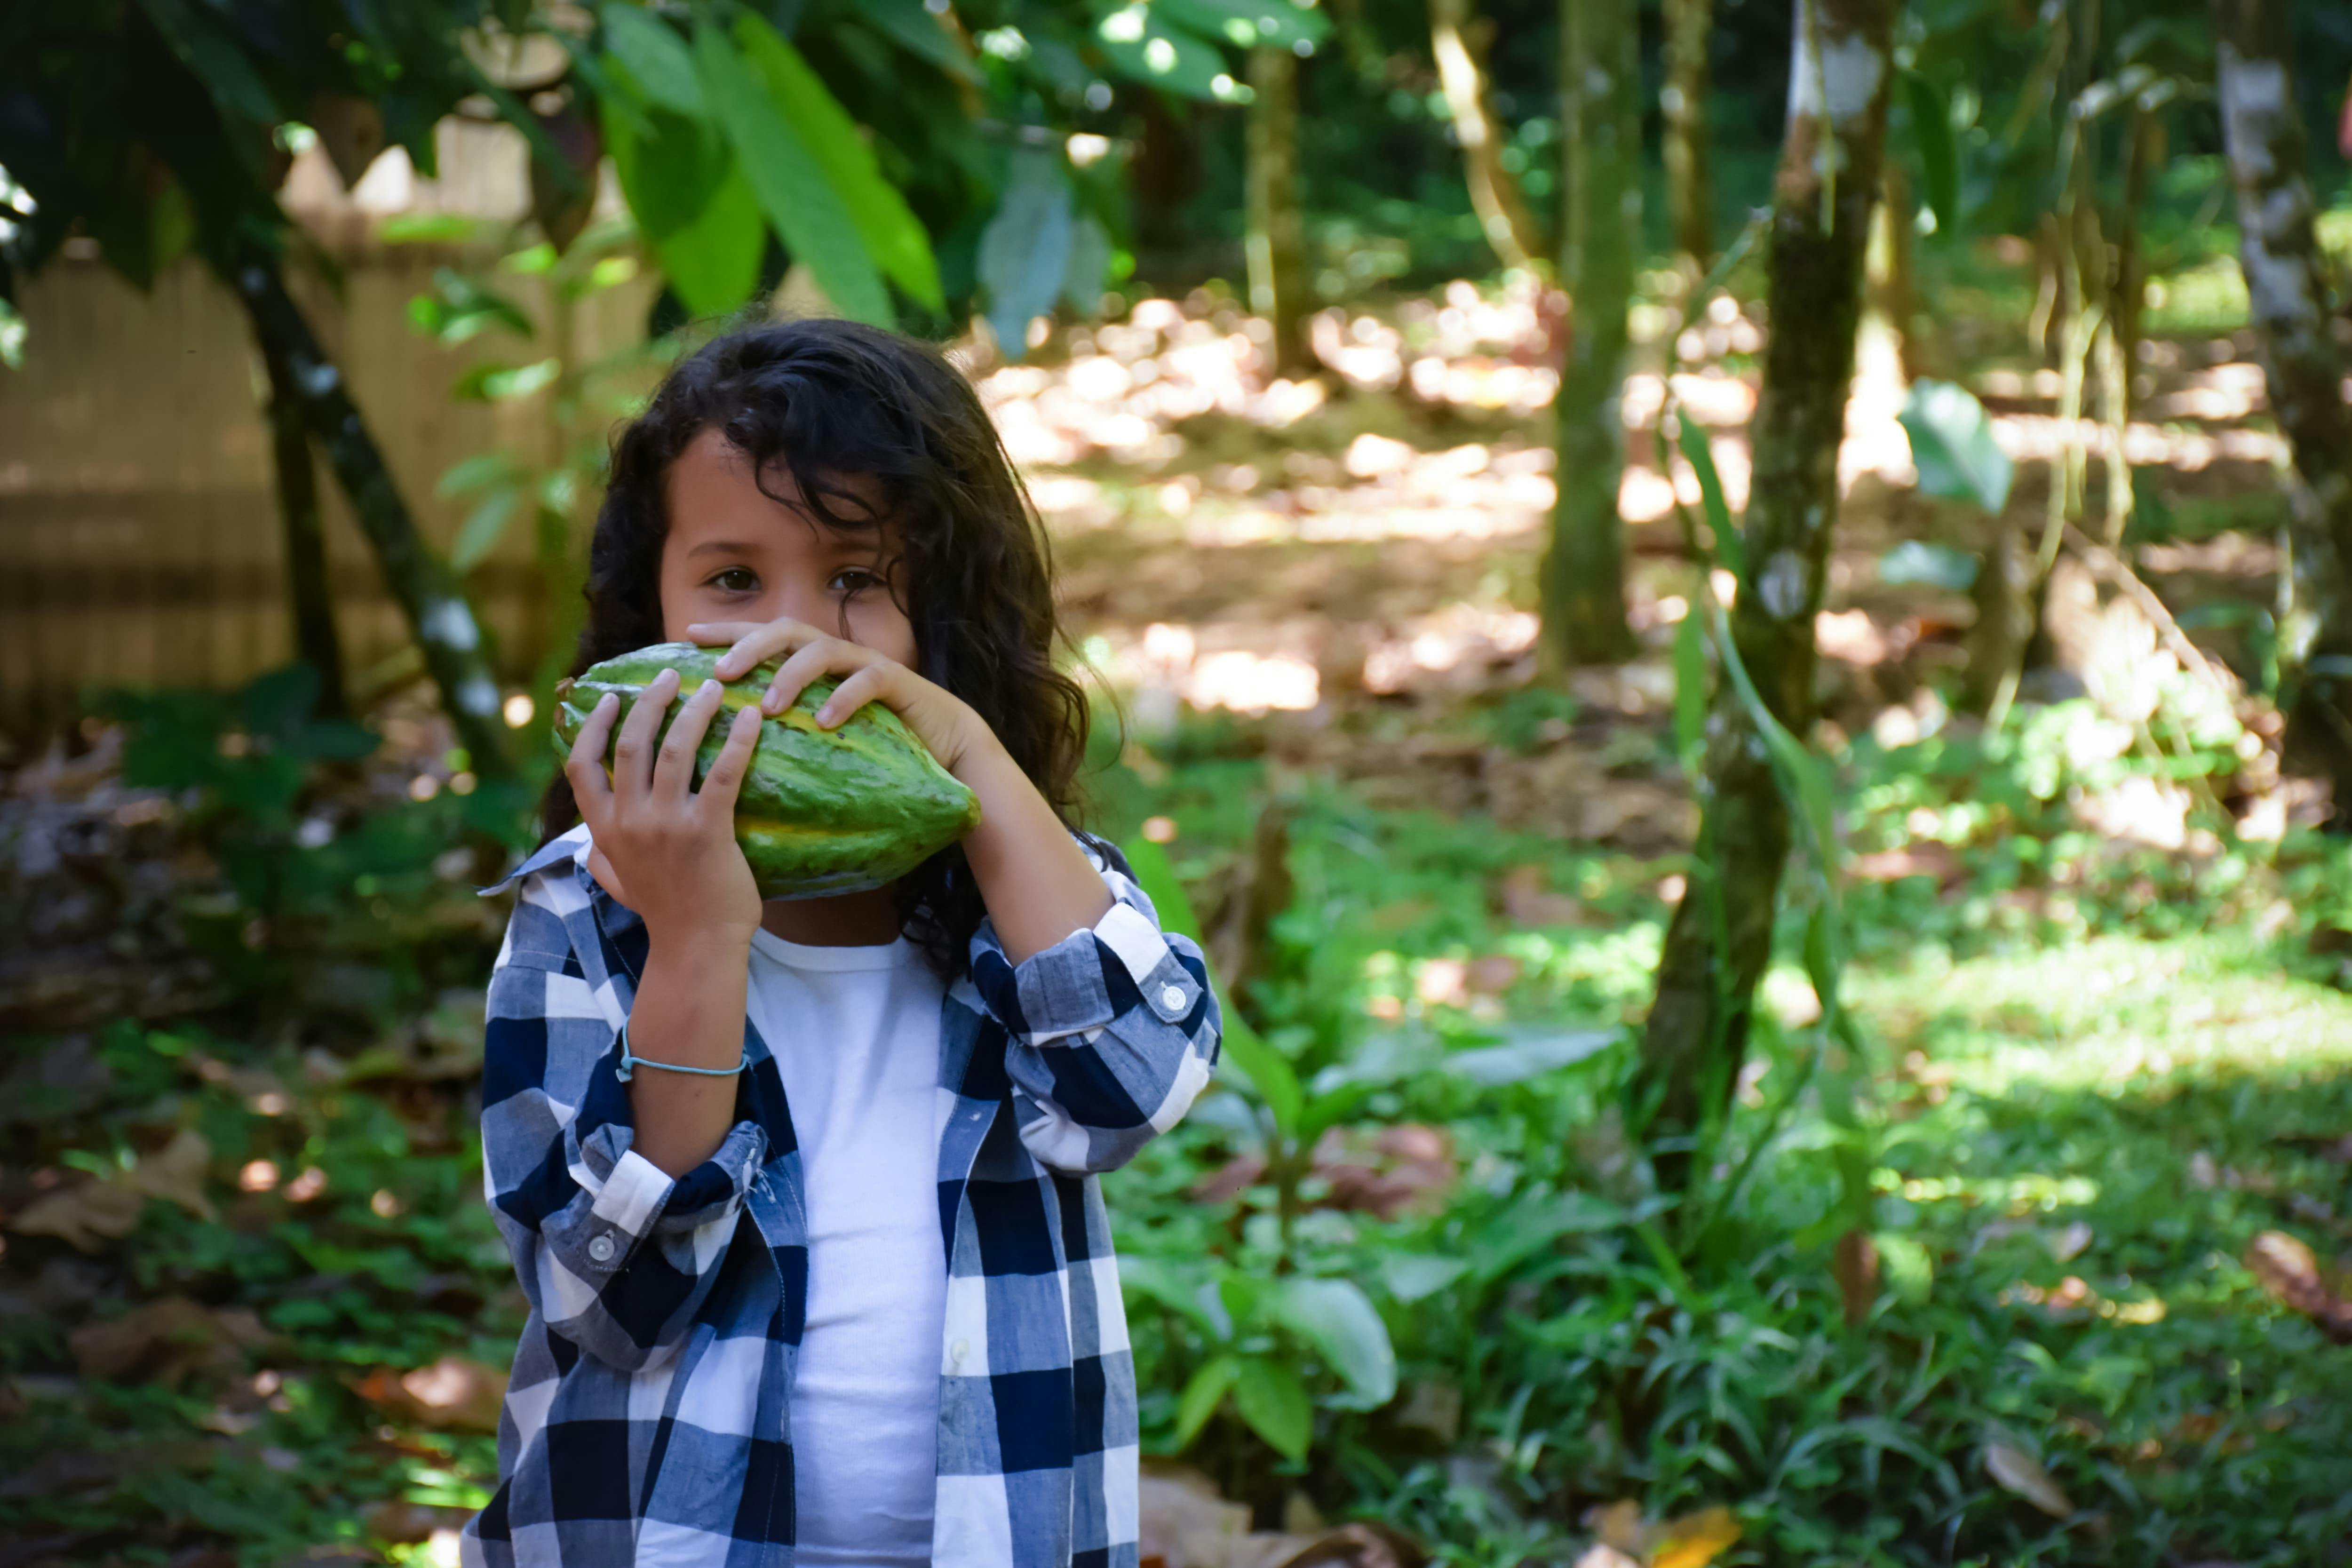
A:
[540,317,1091,979]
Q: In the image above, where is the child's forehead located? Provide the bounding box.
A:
[667,429,897,547]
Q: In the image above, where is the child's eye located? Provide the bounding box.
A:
[710,568,759,593]
[830,569,880,595]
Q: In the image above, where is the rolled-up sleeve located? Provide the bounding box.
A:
[479,884,765,1371]
[967,838,1222,1174]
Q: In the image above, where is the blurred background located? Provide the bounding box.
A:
[6,0,2352,1563]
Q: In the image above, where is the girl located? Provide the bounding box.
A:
[465,320,1219,1568]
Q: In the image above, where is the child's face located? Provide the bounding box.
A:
[658,427,918,668]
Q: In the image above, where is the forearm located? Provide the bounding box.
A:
[955,740,1112,964]
[624,932,754,1177]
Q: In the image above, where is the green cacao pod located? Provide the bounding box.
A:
[551,641,981,900]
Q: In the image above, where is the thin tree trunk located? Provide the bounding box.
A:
[1541,0,1639,666]
[261,337,348,717]
[223,241,515,777]
[1639,0,1896,1182]
[2216,0,2352,813]
[1245,46,1315,377]
[1429,0,1543,274]
[1662,0,1715,274]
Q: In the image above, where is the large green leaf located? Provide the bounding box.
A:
[978,148,1074,359]
[449,486,523,574]
[601,3,703,118]
[1159,0,1332,49]
[1901,70,1961,238]
[1268,1277,1396,1407]
[1231,1356,1311,1461]
[1900,379,2012,514]
[1094,5,1236,101]
[850,0,983,86]
[731,13,943,313]
[694,21,892,326]
[602,96,763,317]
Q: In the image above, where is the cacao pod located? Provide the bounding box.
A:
[552,642,981,900]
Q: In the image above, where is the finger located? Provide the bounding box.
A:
[709,619,820,683]
[698,701,765,811]
[813,664,895,729]
[682,621,763,650]
[611,666,679,800]
[764,638,870,716]
[586,846,630,904]
[653,677,727,800]
[563,693,620,820]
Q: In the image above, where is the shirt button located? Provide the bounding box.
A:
[951,1337,969,1364]
[1160,984,1187,1011]
[588,1233,617,1263]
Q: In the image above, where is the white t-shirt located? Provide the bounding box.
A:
[745,928,947,1568]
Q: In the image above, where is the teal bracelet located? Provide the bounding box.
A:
[614,1021,749,1084]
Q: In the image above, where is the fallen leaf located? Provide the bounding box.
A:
[9,1178,146,1251]
[369,1355,508,1433]
[1648,1506,1740,1568]
[2243,1230,2352,1343]
[68,1296,248,1388]
[1582,1500,1646,1554]
[1984,1441,2074,1519]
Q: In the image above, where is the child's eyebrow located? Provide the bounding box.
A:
[684,538,764,558]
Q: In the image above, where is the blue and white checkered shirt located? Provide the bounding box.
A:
[461,825,1219,1568]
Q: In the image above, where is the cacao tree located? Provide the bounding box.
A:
[1662,0,1715,275]
[1640,0,1897,1186]
[2215,0,2352,819]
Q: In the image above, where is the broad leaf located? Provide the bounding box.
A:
[1061,216,1112,315]
[1446,1027,1616,1087]
[1377,1252,1470,1303]
[850,0,983,86]
[1876,539,1978,590]
[602,97,763,316]
[979,148,1074,359]
[1268,1277,1396,1407]
[732,14,944,313]
[601,4,704,118]
[1118,1254,1220,1335]
[1469,1189,1628,1283]
[1231,1356,1311,1461]
[1677,418,1744,580]
[1095,5,1237,101]
[1173,1354,1239,1448]
[1901,70,1961,237]
[1159,0,1332,49]
[1900,379,2011,514]
[450,486,524,574]
[695,21,892,326]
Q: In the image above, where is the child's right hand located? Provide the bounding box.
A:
[562,668,766,944]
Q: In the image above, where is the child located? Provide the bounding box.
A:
[465,320,1220,1568]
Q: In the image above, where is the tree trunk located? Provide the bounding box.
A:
[1540,0,1639,666]
[1662,0,1715,274]
[223,241,515,777]
[1429,0,1544,274]
[2216,0,2352,812]
[1245,46,1315,378]
[260,336,348,717]
[1639,0,1896,1181]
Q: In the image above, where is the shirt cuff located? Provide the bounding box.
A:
[971,897,1207,1044]
[548,1119,766,1277]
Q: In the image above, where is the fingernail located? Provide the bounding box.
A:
[815,704,836,726]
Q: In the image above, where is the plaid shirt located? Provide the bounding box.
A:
[461,825,1219,1568]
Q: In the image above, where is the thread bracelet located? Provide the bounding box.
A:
[613,1020,749,1083]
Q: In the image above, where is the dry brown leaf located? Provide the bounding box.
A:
[9,1178,146,1251]
[68,1297,248,1388]
[356,1355,509,1433]
[123,1128,217,1221]
[1984,1441,2074,1519]
[1648,1506,1740,1568]
[1582,1500,1646,1554]
[2243,1230,2352,1342]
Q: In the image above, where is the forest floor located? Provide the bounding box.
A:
[5,255,2352,1568]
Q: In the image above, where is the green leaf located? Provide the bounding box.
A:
[1901,70,1961,238]
[850,0,983,85]
[731,14,943,313]
[1900,379,2012,514]
[1095,5,1239,101]
[1672,603,1708,770]
[1377,1253,1470,1303]
[136,0,278,132]
[450,487,523,573]
[695,20,892,326]
[437,453,524,498]
[979,148,1074,360]
[452,358,560,402]
[1117,1254,1221,1336]
[1061,216,1112,315]
[1231,1356,1312,1462]
[602,96,764,317]
[381,213,485,246]
[1677,417,1743,580]
[1446,1027,1616,1087]
[1159,0,1332,48]
[602,3,704,117]
[1173,1354,1239,1449]
[1877,540,1979,590]
[1267,1277,1396,1407]
[1468,1189,1628,1283]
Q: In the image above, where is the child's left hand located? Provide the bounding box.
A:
[688,618,995,779]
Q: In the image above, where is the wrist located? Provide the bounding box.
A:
[644,915,758,964]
